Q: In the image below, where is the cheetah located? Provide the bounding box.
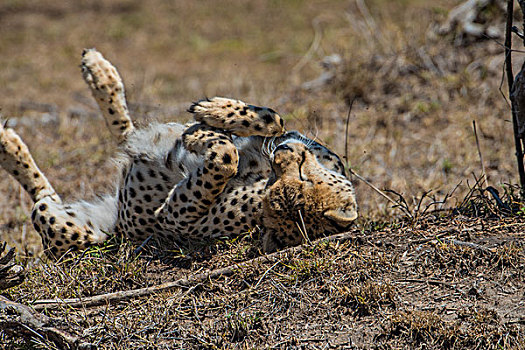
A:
[0,49,357,256]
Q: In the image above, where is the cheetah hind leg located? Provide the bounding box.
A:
[81,48,135,141]
[0,123,114,256]
[188,97,286,137]
[0,122,59,204]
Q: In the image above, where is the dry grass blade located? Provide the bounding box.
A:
[472,120,487,184]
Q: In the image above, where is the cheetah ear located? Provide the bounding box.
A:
[324,208,357,223]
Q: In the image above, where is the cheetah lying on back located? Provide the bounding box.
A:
[0,49,357,256]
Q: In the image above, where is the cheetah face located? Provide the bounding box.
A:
[262,141,357,251]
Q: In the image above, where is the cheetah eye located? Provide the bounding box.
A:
[274,144,292,152]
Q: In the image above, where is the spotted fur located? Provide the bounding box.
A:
[0,49,357,256]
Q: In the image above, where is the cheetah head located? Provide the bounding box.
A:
[262,141,357,252]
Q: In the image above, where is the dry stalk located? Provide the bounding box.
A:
[506,0,525,196]
[472,120,487,183]
[343,96,413,218]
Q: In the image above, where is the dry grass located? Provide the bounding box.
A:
[1,0,525,348]
[3,213,525,348]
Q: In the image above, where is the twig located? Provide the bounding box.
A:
[348,168,412,218]
[398,279,465,295]
[472,120,487,183]
[253,261,280,289]
[442,238,493,253]
[408,230,455,244]
[506,0,525,196]
[0,295,94,349]
[32,230,359,310]
[342,97,411,217]
[344,97,356,164]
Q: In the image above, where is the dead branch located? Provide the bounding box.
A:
[472,120,487,182]
[507,0,525,196]
[0,295,94,349]
[32,230,360,310]
[0,242,25,291]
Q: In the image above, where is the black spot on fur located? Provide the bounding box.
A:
[263,113,274,124]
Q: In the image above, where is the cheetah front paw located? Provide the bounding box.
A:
[188,97,285,137]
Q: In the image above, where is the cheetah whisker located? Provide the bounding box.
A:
[296,210,311,245]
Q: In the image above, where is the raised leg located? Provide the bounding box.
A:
[155,124,240,234]
[155,98,285,238]
[81,49,135,141]
[189,97,285,137]
[0,122,59,204]
[0,123,115,256]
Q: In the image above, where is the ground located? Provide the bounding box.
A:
[3,212,525,349]
[1,0,524,348]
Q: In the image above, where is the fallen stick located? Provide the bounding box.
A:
[443,238,493,252]
[0,295,94,349]
[0,242,25,291]
[32,230,359,310]
[398,278,466,295]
